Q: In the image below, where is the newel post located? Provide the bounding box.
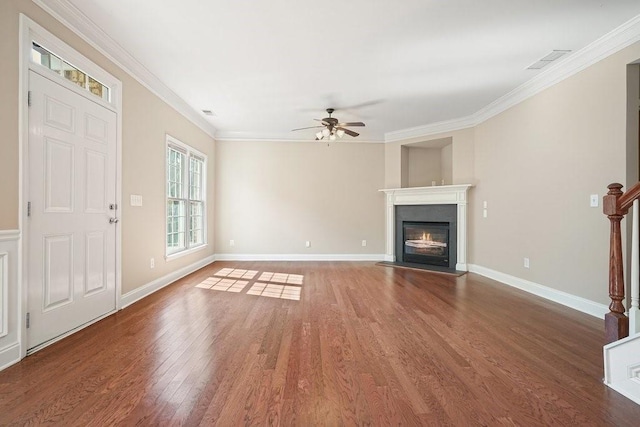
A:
[603,183,629,344]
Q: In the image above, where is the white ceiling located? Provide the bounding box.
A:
[62,0,640,142]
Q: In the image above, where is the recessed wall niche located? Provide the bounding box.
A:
[400,137,453,188]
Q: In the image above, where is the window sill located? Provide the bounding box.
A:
[165,243,208,262]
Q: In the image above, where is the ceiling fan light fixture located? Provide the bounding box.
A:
[292,108,366,142]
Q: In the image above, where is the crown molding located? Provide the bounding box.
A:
[32,0,217,139]
[473,13,640,125]
[385,13,640,143]
[384,115,476,143]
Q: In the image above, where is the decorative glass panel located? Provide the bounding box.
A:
[166,147,184,198]
[88,76,110,102]
[167,200,186,254]
[190,201,204,245]
[189,157,203,201]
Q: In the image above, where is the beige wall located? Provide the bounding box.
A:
[215,140,385,255]
[441,143,453,185]
[0,1,22,230]
[407,147,442,187]
[0,0,216,294]
[470,42,640,304]
[121,78,215,294]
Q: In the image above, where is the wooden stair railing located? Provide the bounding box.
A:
[604,182,640,343]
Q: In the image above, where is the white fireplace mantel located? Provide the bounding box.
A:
[379,184,473,271]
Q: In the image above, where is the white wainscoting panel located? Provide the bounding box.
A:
[604,333,640,405]
[0,252,7,338]
[0,230,20,371]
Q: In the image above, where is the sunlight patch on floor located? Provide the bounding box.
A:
[258,272,304,285]
[246,282,301,300]
[213,268,258,279]
[198,269,304,301]
[195,277,249,293]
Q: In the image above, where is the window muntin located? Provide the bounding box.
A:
[31,42,110,102]
[166,138,207,256]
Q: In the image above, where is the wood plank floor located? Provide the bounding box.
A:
[1,261,640,425]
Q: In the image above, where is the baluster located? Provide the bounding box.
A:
[631,199,640,335]
[603,183,629,343]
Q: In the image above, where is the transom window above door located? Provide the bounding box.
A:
[31,42,110,102]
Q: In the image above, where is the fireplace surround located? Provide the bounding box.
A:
[380,185,472,271]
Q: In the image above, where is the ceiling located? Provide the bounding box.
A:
[59,0,640,142]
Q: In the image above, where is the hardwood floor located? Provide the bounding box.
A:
[1,261,639,425]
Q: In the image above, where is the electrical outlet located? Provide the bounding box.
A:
[229,240,235,246]
[483,209,488,218]
[150,258,155,269]
[524,257,530,269]
[362,240,367,247]
[305,241,311,248]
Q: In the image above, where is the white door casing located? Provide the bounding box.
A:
[27,70,117,350]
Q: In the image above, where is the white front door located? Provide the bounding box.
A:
[27,70,117,350]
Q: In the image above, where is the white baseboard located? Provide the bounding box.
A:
[120,254,216,309]
[214,253,386,262]
[0,342,20,371]
[468,264,608,319]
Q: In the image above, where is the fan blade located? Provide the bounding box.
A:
[337,127,359,137]
[337,122,365,127]
[314,119,331,126]
[291,125,324,131]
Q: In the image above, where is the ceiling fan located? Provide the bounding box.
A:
[292,108,365,141]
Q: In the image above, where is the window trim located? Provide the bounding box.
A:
[165,134,207,259]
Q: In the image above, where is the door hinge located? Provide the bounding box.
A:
[28,91,31,107]
[27,201,31,217]
[26,313,30,329]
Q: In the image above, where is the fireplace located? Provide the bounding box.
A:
[381,185,472,271]
[402,221,449,266]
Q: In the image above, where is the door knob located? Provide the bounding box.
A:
[109,217,119,224]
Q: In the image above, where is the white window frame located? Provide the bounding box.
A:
[165,135,207,259]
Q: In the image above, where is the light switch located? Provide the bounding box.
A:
[130,194,143,206]
[483,209,488,218]
[590,194,599,208]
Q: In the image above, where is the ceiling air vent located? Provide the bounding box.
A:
[202,109,215,116]
[527,50,571,70]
